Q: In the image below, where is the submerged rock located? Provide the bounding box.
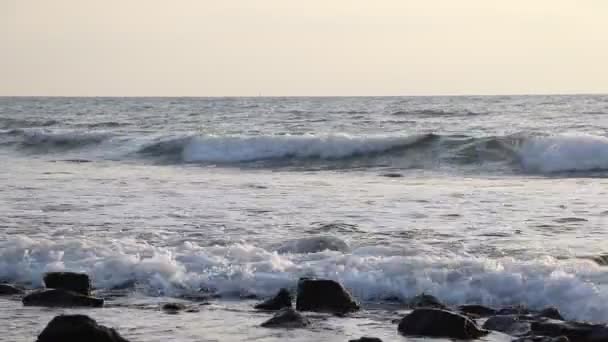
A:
[277,236,350,254]
[482,315,531,336]
[23,289,103,308]
[409,293,446,309]
[161,302,187,314]
[531,319,608,342]
[349,337,383,342]
[296,278,359,314]
[255,288,292,311]
[514,336,570,342]
[44,272,91,295]
[458,304,497,317]
[261,308,310,328]
[0,284,24,295]
[36,314,129,342]
[398,308,488,339]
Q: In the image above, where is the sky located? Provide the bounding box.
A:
[1,0,607,96]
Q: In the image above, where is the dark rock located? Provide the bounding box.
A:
[482,315,531,336]
[0,284,24,295]
[161,302,187,314]
[381,173,403,178]
[458,304,497,317]
[513,336,569,342]
[397,308,488,339]
[296,278,359,314]
[255,288,292,311]
[261,308,310,328]
[23,289,103,308]
[349,337,383,342]
[409,293,446,309]
[538,307,565,320]
[497,305,530,315]
[531,320,608,342]
[36,314,129,342]
[44,272,91,295]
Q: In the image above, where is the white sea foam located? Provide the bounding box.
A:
[519,133,608,173]
[2,235,608,322]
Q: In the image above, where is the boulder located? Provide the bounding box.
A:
[458,304,497,317]
[531,320,608,342]
[538,307,565,320]
[349,337,383,342]
[161,302,187,314]
[0,284,24,295]
[261,308,310,328]
[44,272,91,295]
[36,315,129,342]
[296,278,359,314]
[255,288,292,311]
[398,308,488,339]
[23,289,103,308]
[482,315,531,336]
[409,293,446,309]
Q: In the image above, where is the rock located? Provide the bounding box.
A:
[397,308,488,339]
[531,320,608,342]
[409,293,446,309]
[482,315,531,336]
[261,308,310,328]
[0,284,24,295]
[36,314,129,342]
[458,304,497,317]
[161,302,187,314]
[513,336,569,342]
[255,288,292,311]
[381,173,403,178]
[497,305,530,315]
[349,337,383,342]
[538,307,565,320]
[43,272,91,295]
[296,278,359,314]
[23,289,103,308]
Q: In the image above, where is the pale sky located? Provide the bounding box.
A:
[1,0,607,96]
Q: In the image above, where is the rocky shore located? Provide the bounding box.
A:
[2,272,608,342]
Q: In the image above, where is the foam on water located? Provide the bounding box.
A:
[2,235,608,323]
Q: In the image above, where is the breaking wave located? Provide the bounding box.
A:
[2,235,608,323]
[2,129,608,174]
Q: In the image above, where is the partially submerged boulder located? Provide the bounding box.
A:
[23,289,103,308]
[0,284,24,295]
[296,278,359,314]
[261,308,310,328]
[458,304,497,317]
[36,315,129,342]
[482,315,531,336]
[255,288,292,311]
[409,293,446,309]
[531,319,608,342]
[349,337,383,342]
[44,272,91,295]
[398,308,488,339]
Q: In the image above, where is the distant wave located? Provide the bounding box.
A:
[391,109,485,116]
[0,128,112,150]
[3,128,608,174]
[0,118,59,129]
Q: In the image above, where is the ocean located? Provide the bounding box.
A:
[1,95,608,341]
